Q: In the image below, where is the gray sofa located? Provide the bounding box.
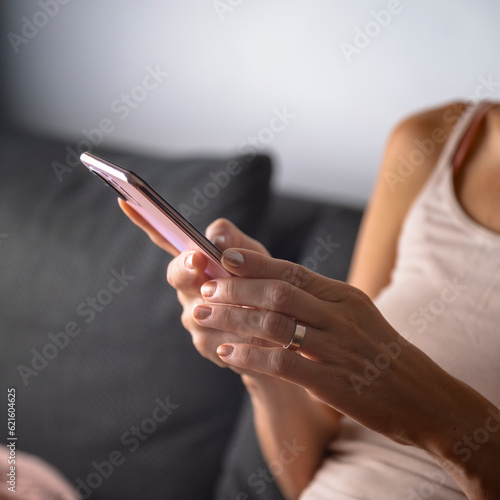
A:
[0,128,362,500]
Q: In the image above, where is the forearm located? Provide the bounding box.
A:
[421,377,500,500]
[243,375,342,500]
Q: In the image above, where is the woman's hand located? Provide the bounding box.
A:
[118,199,274,369]
[193,247,496,458]
[119,202,345,498]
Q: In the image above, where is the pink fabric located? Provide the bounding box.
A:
[0,445,79,500]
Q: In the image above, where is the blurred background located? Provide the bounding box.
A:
[1,0,499,205]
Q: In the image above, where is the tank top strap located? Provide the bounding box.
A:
[428,101,481,177]
[451,100,500,176]
[405,101,493,222]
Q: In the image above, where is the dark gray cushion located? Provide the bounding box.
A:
[0,131,272,500]
[294,201,363,281]
[266,195,363,280]
[215,395,287,500]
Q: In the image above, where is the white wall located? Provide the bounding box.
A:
[2,0,500,205]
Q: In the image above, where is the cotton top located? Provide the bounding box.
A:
[300,101,500,500]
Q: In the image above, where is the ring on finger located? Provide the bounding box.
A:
[284,321,306,351]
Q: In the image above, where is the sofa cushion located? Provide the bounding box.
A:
[266,195,363,280]
[294,201,363,281]
[0,131,272,500]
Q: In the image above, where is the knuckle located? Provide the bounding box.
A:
[282,263,309,288]
[217,305,231,324]
[266,280,295,308]
[237,345,255,367]
[269,350,293,376]
[253,252,270,276]
[166,256,186,288]
[191,334,212,359]
[219,306,239,329]
[346,285,372,308]
[166,265,176,287]
[348,285,367,300]
[262,311,290,340]
[176,290,191,309]
[223,277,239,299]
[206,218,232,237]
[180,310,193,330]
[247,309,263,330]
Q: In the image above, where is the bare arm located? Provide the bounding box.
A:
[244,376,343,499]
[348,101,467,299]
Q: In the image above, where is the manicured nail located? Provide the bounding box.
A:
[185,252,195,271]
[211,235,226,249]
[201,281,216,297]
[194,305,212,320]
[217,344,234,358]
[222,249,244,268]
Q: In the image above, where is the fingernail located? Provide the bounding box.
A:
[194,305,212,320]
[185,252,195,271]
[217,344,234,358]
[211,235,226,249]
[222,249,244,268]
[201,280,216,297]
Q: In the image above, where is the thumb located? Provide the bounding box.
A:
[206,218,270,256]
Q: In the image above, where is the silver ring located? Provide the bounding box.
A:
[284,322,306,351]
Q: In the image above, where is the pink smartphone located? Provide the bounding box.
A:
[80,152,231,278]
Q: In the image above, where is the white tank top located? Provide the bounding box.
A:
[300,102,500,500]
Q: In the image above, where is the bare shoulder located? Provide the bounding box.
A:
[383,101,468,195]
[393,101,467,137]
